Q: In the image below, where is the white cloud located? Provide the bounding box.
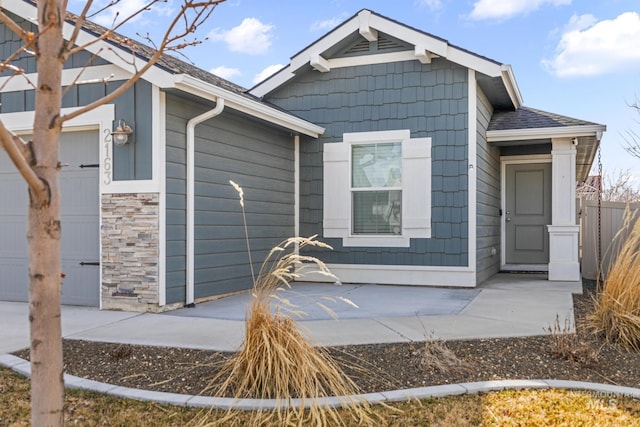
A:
[90,0,174,27]
[415,0,444,12]
[253,64,285,84]
[210,66,242,80]
[468,0,571,21]
[310,13,350,32]
[543,12,640,77]
[209,18,274,55]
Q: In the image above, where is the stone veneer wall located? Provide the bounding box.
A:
[101,193,161,312]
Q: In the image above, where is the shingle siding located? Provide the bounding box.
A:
[164,93,295,304]
[267,59,469,267]
[476,87,501,283]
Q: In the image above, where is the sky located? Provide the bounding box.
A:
[69,0,640,182]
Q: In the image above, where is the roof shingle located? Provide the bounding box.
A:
[488,106,601,131]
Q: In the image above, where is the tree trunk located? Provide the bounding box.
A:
[29,1,65,425]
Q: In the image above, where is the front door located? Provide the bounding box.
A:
[505,162,551,265]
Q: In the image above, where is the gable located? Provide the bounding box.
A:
[250,9,522,111]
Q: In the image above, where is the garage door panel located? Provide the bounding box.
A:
[0,263,28,301]
[61,217,99,258]
[0,130,99,306]
[60,262,99,305]
[0,219,27,256]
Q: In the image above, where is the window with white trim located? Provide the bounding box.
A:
[323,129,432,247]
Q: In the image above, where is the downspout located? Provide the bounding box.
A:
[185,98,225,306]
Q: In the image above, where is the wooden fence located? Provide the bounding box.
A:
[580,199,640,280]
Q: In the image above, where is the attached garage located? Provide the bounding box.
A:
[0,130,100,306]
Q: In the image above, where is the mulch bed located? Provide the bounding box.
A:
[13,280,640,396]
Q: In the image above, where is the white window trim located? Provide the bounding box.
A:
[323,129,431,247]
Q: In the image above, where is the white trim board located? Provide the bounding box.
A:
[157,90,167,307]
[467,69,477,274]
[302,264,476,287]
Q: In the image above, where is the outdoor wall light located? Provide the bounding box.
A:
[111,119,133,145]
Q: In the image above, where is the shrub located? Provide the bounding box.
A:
[546,315,599,365]
[587,207,640,351]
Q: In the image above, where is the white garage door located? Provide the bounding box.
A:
[0,130,99,306]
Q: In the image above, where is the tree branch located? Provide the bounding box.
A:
[0,10,32,43]
[65,0,165,58]
[59,0,225,125]
[0,120,45,196]
[65,0,94,49]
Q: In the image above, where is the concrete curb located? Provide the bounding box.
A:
[3,353,640,410]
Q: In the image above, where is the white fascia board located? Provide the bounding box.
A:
[174,74,325,138]
[501,65,523,109]
[368,11,507,79]
[0,64,132,93]
[250,18,360,97]
[250,65,295,98]
[367,13,448,57]
[289,19,360,70]
[487,125,607,142]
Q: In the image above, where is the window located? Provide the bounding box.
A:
[323,129,431,247]
[351,142,402,235]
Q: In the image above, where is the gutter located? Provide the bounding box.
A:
[185,98,225,306]
[487,124,606,143]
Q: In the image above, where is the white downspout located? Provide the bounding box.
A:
[185,98,225,306]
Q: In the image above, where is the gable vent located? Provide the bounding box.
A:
[378,35,404,50]
[345,39,370,55]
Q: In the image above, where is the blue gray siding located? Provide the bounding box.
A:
[165,93,295,304]
[0,16,151,181]
[267,59,469,267]
[476,87,500,283]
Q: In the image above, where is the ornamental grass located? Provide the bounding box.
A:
[587,206,640,351]
[197,182,374,426]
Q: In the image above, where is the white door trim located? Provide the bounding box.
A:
[500,155,552,270]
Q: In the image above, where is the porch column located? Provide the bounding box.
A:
[548,138,580,281]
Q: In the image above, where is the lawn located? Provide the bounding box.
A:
[2,367,639,426]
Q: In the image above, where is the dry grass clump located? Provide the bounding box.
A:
[197,182,374,426]
[546,315,600,365]
[587,208,640,351]
[418,338,472,374]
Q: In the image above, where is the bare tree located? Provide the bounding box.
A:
[0,1,224,425]
[623,97,640,160]
[577,169,640,203]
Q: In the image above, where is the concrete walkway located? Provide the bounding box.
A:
[8,273,634,411]
[0,273,581,354]
[0,274,582,354]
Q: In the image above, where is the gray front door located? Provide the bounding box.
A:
[0,130,99,306]
[505,162,551,264]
